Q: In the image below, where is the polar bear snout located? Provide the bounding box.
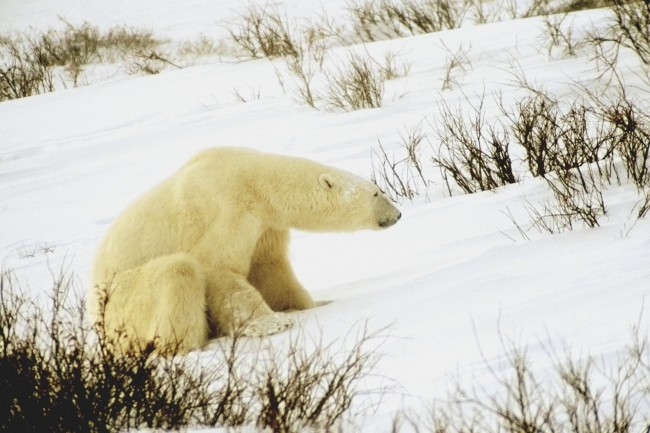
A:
[375,197,401,229]
[378,211,401,228]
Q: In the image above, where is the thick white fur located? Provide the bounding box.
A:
[89,147,401,352]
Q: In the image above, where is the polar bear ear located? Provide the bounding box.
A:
[318,173,335,190]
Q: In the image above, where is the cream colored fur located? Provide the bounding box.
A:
[89,147,401,352]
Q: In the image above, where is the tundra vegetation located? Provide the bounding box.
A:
[3,0,650,431]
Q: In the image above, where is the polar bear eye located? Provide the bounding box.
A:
[373,192,378,197]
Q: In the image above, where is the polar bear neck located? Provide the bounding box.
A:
[179,147,370,233]
[254,162,370,232]
[250,158,346,231]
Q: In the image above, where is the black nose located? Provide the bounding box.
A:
[397,212,402,220]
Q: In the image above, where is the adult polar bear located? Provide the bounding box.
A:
[90,147,401,352]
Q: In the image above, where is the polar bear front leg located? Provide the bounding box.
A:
[195,215,293,338]
[205,269,293,337]
[248,228,315,312]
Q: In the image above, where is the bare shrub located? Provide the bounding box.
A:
[379,50,412,80]
[371,123,429,202]
[36,21,103,66]
[346,0,389,42]
[439,41,472,91]
[280,54,319,107]
[0,22,168,99]
[260,14,407,111]
[467,0,498,25]
[103,25,161,56]
[254,323,386,433]
[302,11,350,47]
[276,37,329,108]
[499,84,650,232]
[177,35,228,58]
[526,164,607,233]
[503,93,562,178]
[225,2,301,58]
[401,327,650,433]
[539,13,582,57]
[0,37,55,101]
[34,21,163,66]
[586,0,650,87]
[503,0,552,19]
[225,3,334,108]
[431,95,518,195]
[637,188,650,218]
[126,47,180,75]
[601,96,650,190]
[608,0,650,65]
[323,51,385,111]
[346,0,467,42]
[0,268,381,432]
[500,92,614,179]
[498,90,615,231]
[551,0,611,14]
[0,269,251,432]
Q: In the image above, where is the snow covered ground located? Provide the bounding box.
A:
[1,0,649,430]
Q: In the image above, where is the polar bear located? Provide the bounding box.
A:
[90,147,401,352]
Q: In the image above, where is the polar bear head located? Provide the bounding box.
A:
[311,169,401,232]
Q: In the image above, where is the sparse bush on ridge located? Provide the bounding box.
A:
[539,13,583,57]
[512,99,611,232]
[370,83,650,231]
[439,41,472,91]
[499,92,615,179]
[225,2,303,59]
[596,91,650,218]
[0,269,383,432]
[274,18,330,108]
[177,34,232,60]
[371,123,429,202]
[225,2,407,111]
[323,50,385,110]
[346,0,467,42]
[431,95,518,195]
[397,325,650,433]
[503,86,650,232]
[279,47,407,110]
[253,322,385,432]
[345,0,608,40]
[0,36,55,100]
[607,0,650,65]
[0,0,623,102]
[4,269,649,433]
[586,0,650,87]
[603,95,650,189]
[525,164,607,232]
[0,22,171,100]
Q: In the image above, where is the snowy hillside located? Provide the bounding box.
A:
[1,0,649,430]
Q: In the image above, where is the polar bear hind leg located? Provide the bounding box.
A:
[100,253,209,352]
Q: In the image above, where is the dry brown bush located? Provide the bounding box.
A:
[0,268,383,433]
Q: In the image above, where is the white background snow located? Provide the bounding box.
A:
[1,0,649,430]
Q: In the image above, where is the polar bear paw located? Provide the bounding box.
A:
[241,312,293,337]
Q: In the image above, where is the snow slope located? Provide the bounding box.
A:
[1,1,649,430]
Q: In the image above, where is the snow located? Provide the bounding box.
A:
[1,0,649,430]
